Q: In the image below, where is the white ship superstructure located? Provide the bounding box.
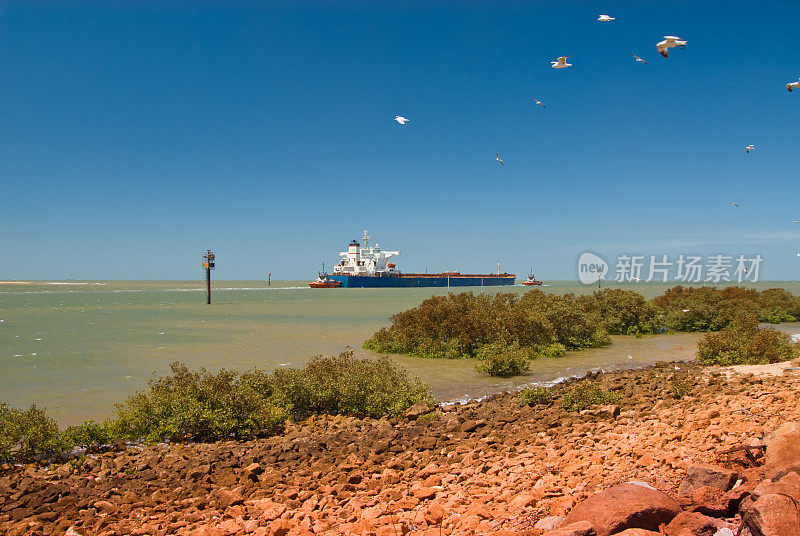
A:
[332,230,401,276]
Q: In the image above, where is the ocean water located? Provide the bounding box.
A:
[1,280,799,426]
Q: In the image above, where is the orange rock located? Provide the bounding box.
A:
[508,492,537,509]
[563,483,681,536]
[412,487,439,500]
[424,500,445,525]
[746,493,800,536]
[270,518,293,536]
[542,520,596,536]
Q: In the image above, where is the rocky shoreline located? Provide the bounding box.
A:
[2,362,799,536]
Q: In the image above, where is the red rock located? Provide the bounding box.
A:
[405,401,433,419]
[376,522,409,536]
[381,469,400,485]
[270,518,293,536]
[752,471,800,503]
[214,488,244,509]
[534,516,564,531]
[678,465,738,496]
[563,482,681,536]
[689,486,732,517]
[764,421,800,476]
[579,405,621,419]
[508,492,538,509]
[92,500,116,513]
[412,486,439,500]
[614,530,661,535]
[424,500,445,525]
[745,493,800,536]
[542,520,596,536]
[663,511,722,536]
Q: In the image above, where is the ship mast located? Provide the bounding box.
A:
[362,229,371,249]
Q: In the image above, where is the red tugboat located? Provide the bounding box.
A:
[523,271,543,286]
[309,264,342,288]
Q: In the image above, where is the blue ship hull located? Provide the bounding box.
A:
[328,274,516,288]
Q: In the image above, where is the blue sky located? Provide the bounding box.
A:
[2,1,800,280]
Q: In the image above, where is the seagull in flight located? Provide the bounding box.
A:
[745,145,755,153]
[531,99,546,108]
[793,219,798,224]
[598,14,615,22]
[551,56,572,69]
[787,79,800,92]
[730,202,739,207]
[394,116,410,126]
[632,54,647,64]
[656,36,687,58]
[495,153,504,166]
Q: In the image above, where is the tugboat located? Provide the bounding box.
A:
[309,263,343,288]
[523,271,542,286]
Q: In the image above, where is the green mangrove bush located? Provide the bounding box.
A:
[2,349,432,461]
[0,403,66,464]
[364,290,611,360]
[113,362,288,443]
[652,285,800,332]
[364,286,800,364]
[518,386,553,406]
[696,313,800,366]
[474,342,533,377]
[269,350,432,420]
[560,382,621,412]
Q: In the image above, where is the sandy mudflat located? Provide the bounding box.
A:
[711,360,800,378]
[0,281,104,285]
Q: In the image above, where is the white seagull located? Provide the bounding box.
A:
[793,219,798,224]
[730,202,739,207]
[656,36,687,58]
[632,54,647,64]
[551,56,572,69]
[532,99,546,108]
[495,153,504,166]
[598,14,615,22]
[745,145,755,153]
[787,79,800,92]
[394,116,410,126]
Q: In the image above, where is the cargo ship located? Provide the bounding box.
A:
[310,231,515,288]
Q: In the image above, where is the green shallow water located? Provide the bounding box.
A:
[1,280,799,425]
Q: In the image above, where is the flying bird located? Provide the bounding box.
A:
[632,54,647,64]
[532,99,546,108]
[394,116,410,126]
[793,219,798,224]
[745,145,755,153]
[656,36,687,58]
[730,202,739,207]
[495,153,504,166]
[598,14,615,22]
[787,79,800,92]
[551,56,572,69]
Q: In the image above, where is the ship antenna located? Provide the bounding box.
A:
[363,229,370,248]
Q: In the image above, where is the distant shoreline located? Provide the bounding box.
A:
[0,281,108,286]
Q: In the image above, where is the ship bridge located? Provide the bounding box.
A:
[332,230,400,276]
